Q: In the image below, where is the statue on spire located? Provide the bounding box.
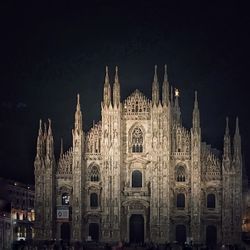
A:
[113,66,120,107]
[162,64,169,106]
[152,65,159,105]
[103,66,111,107]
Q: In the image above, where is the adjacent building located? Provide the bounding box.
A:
[34,65,247,247]
[0,177,35,248]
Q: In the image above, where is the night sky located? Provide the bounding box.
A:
[0,2,249,184]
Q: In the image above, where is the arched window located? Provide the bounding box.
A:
[132,170,142,187]
[177,193,185,209]
[132,127,143,153]
[90,166,100,182]
[62,193,70,205]
[176,166,186,182]
[207,193,216,209]
[90,193,98,208]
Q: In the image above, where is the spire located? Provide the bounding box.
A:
[162,64,169,106]
[223,117,231,162]
[48,118,52,136]
[233,117,242,162]
[115,65,119,83]
[103,66,111,106]
[113,66,120,107]
[36,119,44,157]
[46,119,54,159]
[38,119,42,136]
[74,94,83,131]
[77,93,80,111]
[152,65,159,105]
[192,91,200,129]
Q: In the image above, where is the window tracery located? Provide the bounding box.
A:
[89,165,100,182]
[132,127,143,153]
[176,165,186,182]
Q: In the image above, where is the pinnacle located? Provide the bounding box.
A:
[164,64,168,81]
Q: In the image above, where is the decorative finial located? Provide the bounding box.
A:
[48,119,52,135]
[235,116,239,135]
[175,88,179,97]
[39,119,42,135]
[164,64,168,81]
[77,93,80,105]
[39,119,42,129]
[115,66,119,83]
[105,65,109,84]
[76,94,81,111]
[154,65,158,81]
[44,122,47,136]
[225,117,229,135]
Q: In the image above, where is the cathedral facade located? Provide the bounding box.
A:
[34,65,245,246]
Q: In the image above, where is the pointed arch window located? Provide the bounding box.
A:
[132,170,142,187]
[177,193,185,209]
[90,193,98,208]
[89,165,100,182]
[132,127,143,153]
[207,193,216,209]
[176,166,186,182]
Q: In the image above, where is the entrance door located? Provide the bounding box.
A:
[175,224,186,244]
[89,223,99,241]
[129,214,144,244]
[61,223,70,241]
[206,225,217,249]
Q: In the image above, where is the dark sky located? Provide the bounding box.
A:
[0,1,250,184]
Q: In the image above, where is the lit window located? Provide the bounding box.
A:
[62,193,70,205]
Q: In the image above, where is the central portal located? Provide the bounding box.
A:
[129,214,144,244]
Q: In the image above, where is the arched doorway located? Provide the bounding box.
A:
[89,223,99,241]
[175,224,186,244]
[61,223,70,241]
[129,214,144,244]
[206,225,217,249]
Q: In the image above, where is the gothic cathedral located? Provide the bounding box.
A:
[34,65,245,246]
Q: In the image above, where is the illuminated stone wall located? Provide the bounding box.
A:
[34,66,246,245]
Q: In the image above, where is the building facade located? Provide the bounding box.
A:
[0,177,35,248]
[34,65,246,246]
